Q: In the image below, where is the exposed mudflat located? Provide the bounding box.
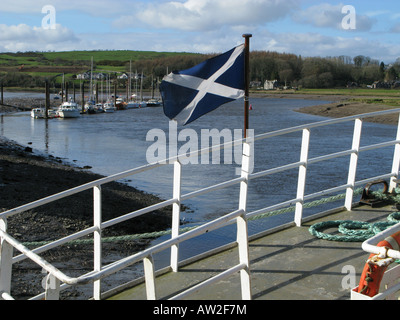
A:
[0,134,172,300]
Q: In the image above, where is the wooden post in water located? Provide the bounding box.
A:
[73,83,76,102]
[114,82,117,109]
[81,82,85,114]
[96,83,99,104]
[61,78,64,103]
[45,81,50,119]
[65,82,69,102]
[0,83,3,105]
[151,75,155,99]
[242,34,252,139]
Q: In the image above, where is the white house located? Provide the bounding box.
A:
[264,80,279,90]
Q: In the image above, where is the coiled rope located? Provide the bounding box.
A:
[309,216,399,242]
[309,188,400,242]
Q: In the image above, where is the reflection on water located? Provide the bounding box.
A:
[0,97,397,226]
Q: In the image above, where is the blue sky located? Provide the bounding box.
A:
[1,0,400,63]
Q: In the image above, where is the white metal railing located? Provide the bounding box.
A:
[1,107,400,300]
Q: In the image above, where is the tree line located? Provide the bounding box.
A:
[251,52,399,88]
[128,51,400,89]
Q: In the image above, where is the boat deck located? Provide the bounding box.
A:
[108,204,397,300]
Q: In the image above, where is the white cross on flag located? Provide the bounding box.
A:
[160,44,245,125]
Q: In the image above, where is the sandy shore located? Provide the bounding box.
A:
[297,100,400,126]
[255,92,400,126]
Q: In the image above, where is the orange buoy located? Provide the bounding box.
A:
[355,231,400,297]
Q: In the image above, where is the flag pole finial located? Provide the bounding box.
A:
[242,34,252,138]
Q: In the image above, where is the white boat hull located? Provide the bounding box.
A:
[56,109,80,118]
[56,100,81,118]
[104,107,115,113]
[31,108,56,119]
[127,101,147,109]
[103,102,116,113]
[146,99,162,107]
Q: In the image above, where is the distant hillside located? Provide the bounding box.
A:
[0,49,399,90]
[0,50,205,88]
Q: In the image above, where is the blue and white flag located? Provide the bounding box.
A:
[160,44,245,125]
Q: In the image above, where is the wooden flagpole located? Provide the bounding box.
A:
[242,34,252,138]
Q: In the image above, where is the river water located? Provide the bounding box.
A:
[1,93,398,265]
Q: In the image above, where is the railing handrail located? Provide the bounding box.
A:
[254,107,400,142]
[362,222,400,260]
[2,208,245,286]
[2,107,400,300]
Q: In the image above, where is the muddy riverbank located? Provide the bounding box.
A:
[0,135,172,299]
[297,100,400,126]
[254,92,400,126]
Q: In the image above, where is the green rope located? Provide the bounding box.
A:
[22,226,197,248]
[388,211,400,223]
[309,219,398,242]
[338,221,373,238]
[308,187,400,242]
[20,186,398,248]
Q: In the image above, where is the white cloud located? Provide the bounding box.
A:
[0,23,79,52]
[292,3,375,31]
[114,0,298,32]
[254,30,396,62]
[0,0,132,15]
[0,1,397,63]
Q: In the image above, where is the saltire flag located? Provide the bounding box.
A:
[160,44,245,125]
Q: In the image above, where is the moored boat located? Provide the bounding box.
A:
[84,100,97,114]
[103,100,116,113]
[146,99,162,107]
[126,100,147,109]
[116,97,127,110]
[56,99,80,118]
[95,103,104,113]
[30,108,56,119]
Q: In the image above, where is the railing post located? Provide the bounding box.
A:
[171,160,182,272]
[0,218,13,296]
[390,113,400,192]
[93,185,102,300]
[237,142,252,300]
[144,254,157,300]
[44,273,60,300]
[295,128,310,226]
[345,119,363,210]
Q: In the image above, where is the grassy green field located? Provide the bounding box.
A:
[296,88,400,97]
[254,87,400,106]
[0,50,198,86]
[41,50,185,62]
[262,88,400,97]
